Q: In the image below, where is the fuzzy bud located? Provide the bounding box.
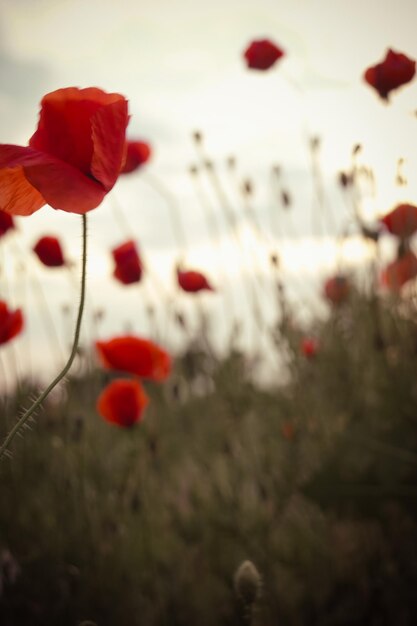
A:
[234,560,261,605]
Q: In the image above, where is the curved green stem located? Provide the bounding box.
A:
[0,214,88,460]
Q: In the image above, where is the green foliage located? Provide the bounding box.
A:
[2,288,417,625]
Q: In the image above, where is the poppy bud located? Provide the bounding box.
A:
[243,179,253,196]
[270,253,280,268]
[234,560,261,606]
[310,136,321,151]
[281,189,291,208]
[338,172,352,188]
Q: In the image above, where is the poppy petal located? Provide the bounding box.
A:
[96,336,171,381]
[29,87,128,178]
[0,144,106,214]
[177,269,214,293]
[121,141,151,174]
[0,164,45,216]
[91,98,130,190]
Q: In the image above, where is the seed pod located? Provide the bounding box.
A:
[234,560,261,605]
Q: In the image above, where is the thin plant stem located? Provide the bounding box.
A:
[0,214,88,460]
[141,171,188,256]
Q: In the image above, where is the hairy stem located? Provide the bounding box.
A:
[0,214,88,460]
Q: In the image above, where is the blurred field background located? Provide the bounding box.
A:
[2,0,417,624]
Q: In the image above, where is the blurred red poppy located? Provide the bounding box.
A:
[380,203,417,238]
[324,275,350,305]
[244,39,285,71]
[381,251,417,292]
[121,141,151,174]
[0,300,24,345]
[364,49,416,100]
[0,210,15,237]
[96,335,171,381]
[281,421,295,441]
[112,240,143,284]
[300,337,319,358]
[0,87,129,216]
[177,269,214,293]
[33,235,66,267]
[97,378,149,428]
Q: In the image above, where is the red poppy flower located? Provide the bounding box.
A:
[0,210,15,237]
[112,240,143,285]
[381,251,417,292]
[300,337,319,358]
[0,300,24,345]
[324,275,350,305]
[121,141,151,174]
[177,269,214,293]
[0,87,129,216]
[96,335,171,381]
[281,421,295,441]
[33,235,66,267]
[364,49,416,100]
[243,39,285,71]
[97,378,149,428]
[380,203,417,238]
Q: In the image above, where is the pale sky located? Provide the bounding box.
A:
[0,0,416,382]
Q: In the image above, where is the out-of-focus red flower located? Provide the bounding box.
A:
[0,300,24,345]
[324,275,350,305]
[380,203,417,238]
[244,39,285,71]
[0,210,15,237]
[0,87,129,216]
[300,337,319,358]
[112,240,143,285]
[177,269,214,293]
[281,421,295,441]
[381,251,417,292]
[96,335,171,381]
[97,378,149,428]
[33,235,66,267]
[364,49,416,100]
[121,141,151,174]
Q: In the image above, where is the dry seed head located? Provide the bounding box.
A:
[270,253,280,268]
[243,179,253,196]
[234,560,261,605]
[310,136,321,151]
[338,171,352,188]
[281,189,291,207]
[227,155,236,169]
